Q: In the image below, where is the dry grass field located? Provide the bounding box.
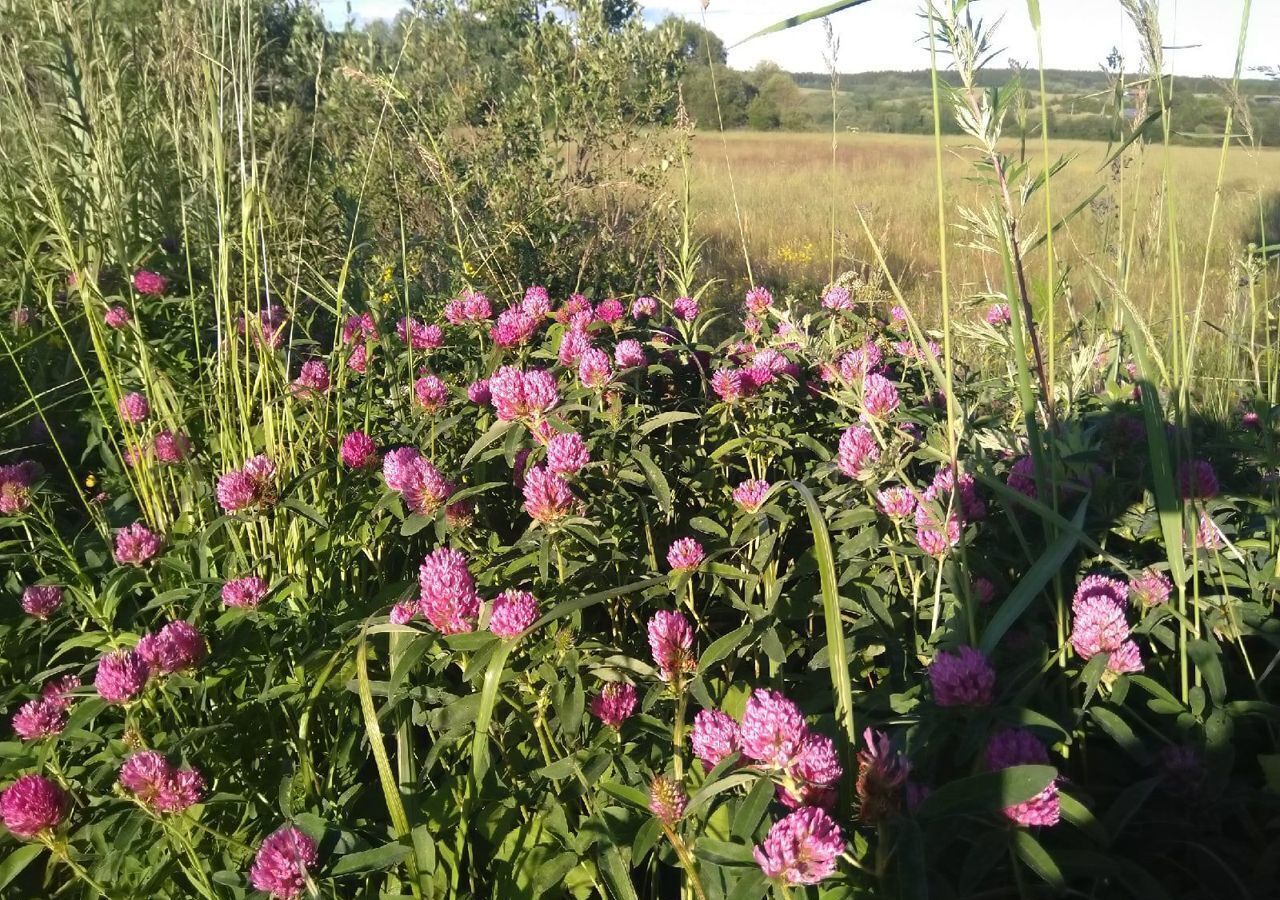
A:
[689,131,1280,332]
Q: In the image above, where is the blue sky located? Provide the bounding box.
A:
[318,1,1278,77]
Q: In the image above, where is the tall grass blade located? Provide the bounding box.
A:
[470,640,515,782]
[1121,308,1185,585]
[979,498,1088,655]
[789,481,856,749]
[733,0,877,46]
[1100,106,1163,173]
[357,632,422,897]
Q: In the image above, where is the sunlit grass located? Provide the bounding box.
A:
[690,130,1279,328]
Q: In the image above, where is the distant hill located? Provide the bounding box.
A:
[790,68,1279,98]
[662,16,1279,143]
[679,58,1280,145]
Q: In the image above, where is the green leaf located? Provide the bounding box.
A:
[462,419,513,467]
[410,824,436,881]
[400,514,435,537]
[1122,301,1185,584]
[704,562,753,583]
[330,841,412,876]
[600,781,649,810]
[699,622,753,673]
[686,772,757,819]
[916,765,1058,819]
[0,844,44,890]
[632,818,661,864]
[726,870,769,900]
[533,576,666,630]
[1053,849,1171,899]
[471,640,516,782]
[788,480,856,750]
[633,447,672,515]
[637,411,700,435]
[730,777,774,841]
[1258,754,1280,792]
[695,839,756,867]
[1187,639,1226,705]
[1228,701,1280,722]
[211,870,245,888]
[980,497,1088,654]
[1100,107,1164,171]
[895,819,929,900]
[1012,830,1064,890]
[1057,792,1107,843]
[690,516,728,539]
[355,633,420,888]
[596,844,639,900]
[1101,777,1159,844]
[1026,186,1107,254]
[389,635,432,695]
[1090,707,1148,763]
[1024,0,1041,29]
[1128,675,1182,709]
[537,754,580,781]
[1079,652,1109,711]
[733,0,877,46]
[282,498,328,528]
[446,481,505,502]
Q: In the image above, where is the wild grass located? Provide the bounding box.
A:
[689,130,1279,333]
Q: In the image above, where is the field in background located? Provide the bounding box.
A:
[689,131,1280,333]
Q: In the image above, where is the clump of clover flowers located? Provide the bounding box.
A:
[686,688,849,887]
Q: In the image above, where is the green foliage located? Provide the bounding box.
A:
[678,59,812,133]
[681,64,753,130]
[663,15,727,66]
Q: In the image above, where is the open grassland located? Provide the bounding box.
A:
[690,131,1280,333]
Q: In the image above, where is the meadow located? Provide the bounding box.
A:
[691,130,1279,332]
[2,1,1280,899]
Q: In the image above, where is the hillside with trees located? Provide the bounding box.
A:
[667,17,1280,144]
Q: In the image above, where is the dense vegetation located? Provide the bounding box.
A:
[1,2,1279,900]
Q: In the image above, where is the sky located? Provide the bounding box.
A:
[318,1,1278,78]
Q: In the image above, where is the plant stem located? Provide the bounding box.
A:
[660,823,708,900]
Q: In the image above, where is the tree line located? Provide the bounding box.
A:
[666,17,1280,145]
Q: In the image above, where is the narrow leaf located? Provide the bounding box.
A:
[638,411,700,435]
[461,419,513,467]
[596,845,639,900]
[330,841,412,876]
[470,640,516,782]
[1012,830,1065,890]
[0,844,44,890]
[917,765,1058,818]
[733,0,877,46]
[1122,303,1185,584]
[980,498,1088,654]
[699,622,753,672]
[1100,107,1165,171]
[633,447,672,515]
[355,633,421,890]
[600,781,649,810]
[789,480,856,749]
[731,777,774,841]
